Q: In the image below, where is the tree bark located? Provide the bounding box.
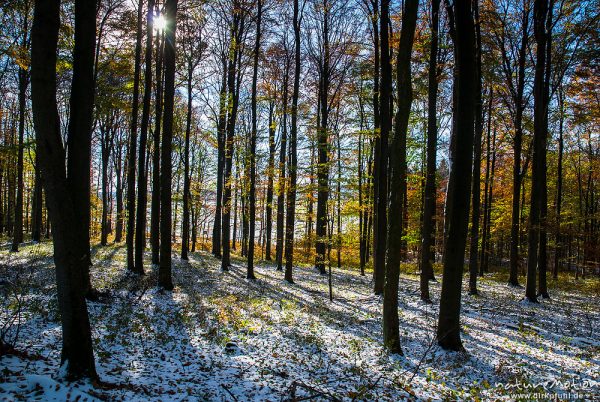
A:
[315,0,330,276]
[11,11,28,252]
[420,0,440,303]
[436,0,476,351]
[525,0,549,303]
[134,0,155,272]
[508,6,530,287]
[265,101,276,261]
[284,0,301,283]
[159,0,179,290]
[151,27,164,264]
[31,0,97,379]
[383,0,418,355]
[468,0,483,295]
[182,66,193,260]
[248,0,262,279]
[127,0,144,271]
[276,61,289,271]
[212,67,227,258]
[370,0,385,295]
[221,6,245,270]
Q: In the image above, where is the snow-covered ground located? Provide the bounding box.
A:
[1,242,599,401]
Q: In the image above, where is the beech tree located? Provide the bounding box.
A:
[436,0,477,351]
[30,0,97,378]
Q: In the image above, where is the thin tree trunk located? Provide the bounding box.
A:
[526,0,549,302]
[276,64,289,271]
[212,67,227,257]
[369,0,384,295]
[284,0,301,283]
[159,0,178,290]
[420,0,440,302]
[248,0,262,279]
[384,0,418,355]
[265,101,275,261]
[151,28,164,264]
[509,6,530,286]
[315,1,330,276]
[538,0,553,299]
[468,0,483,295]
[182,66,193,260]
[127,0,144,272]
[11,14,28,252]
[553,84,564,278]
[134,0,155,272]
[31,153,43,242]
[222,7,244,270]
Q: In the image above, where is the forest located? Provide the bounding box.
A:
[0,0,598,400]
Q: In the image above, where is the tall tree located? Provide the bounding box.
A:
[537,0,553,299]
[211,64,227,258]
[30,0,97,378]
[372,0,386,295]
[127,0,144,272]
[134,0,155,272]
[314,0,331,275]
[151,21,164,264]
[247,0,262,279]
[265,99,276,261]
[180,6,204,261]
[491,0,531,286]
[67,0,97,298]
[284,0,302,284]
[159,0,179,290]
[468,0,484,296]
[525,0,549,302]
[11,4,28,253]
[221,1,246,270]
[436,0,476,351]
[275,48,290,271]
[383,0,418,354]
[420,0,440,303]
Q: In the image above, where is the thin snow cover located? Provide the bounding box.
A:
[1,242,599,401]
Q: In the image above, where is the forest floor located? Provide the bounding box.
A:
[0,241,599,401]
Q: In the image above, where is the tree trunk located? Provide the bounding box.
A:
[525,0,549,303]
[265,101,275,261]
[276,63,289,271]
[182,67,193,260]
[31,153,43,242]
[284,0,301,283]
[538,0,553,299]
[369,0,384,295]
[315,1,330,276]
[383,0,418,355]
[212,67,227,258]
[11,16,28,252]
[127,0,144,271]
[553,84,564,278]
[420,0,440,303]
[509,7,530,287]
[436,0,476,351]
[221,7,244,270]
[159,0,178,290]
[134,0,155,272]
[247,0,262,279]
[468,0,483,295]
[151,27,164,264]
[31,0,97,378]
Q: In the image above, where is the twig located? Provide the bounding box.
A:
[221,384,239,402]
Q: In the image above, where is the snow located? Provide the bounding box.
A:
[1,242,599,400]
